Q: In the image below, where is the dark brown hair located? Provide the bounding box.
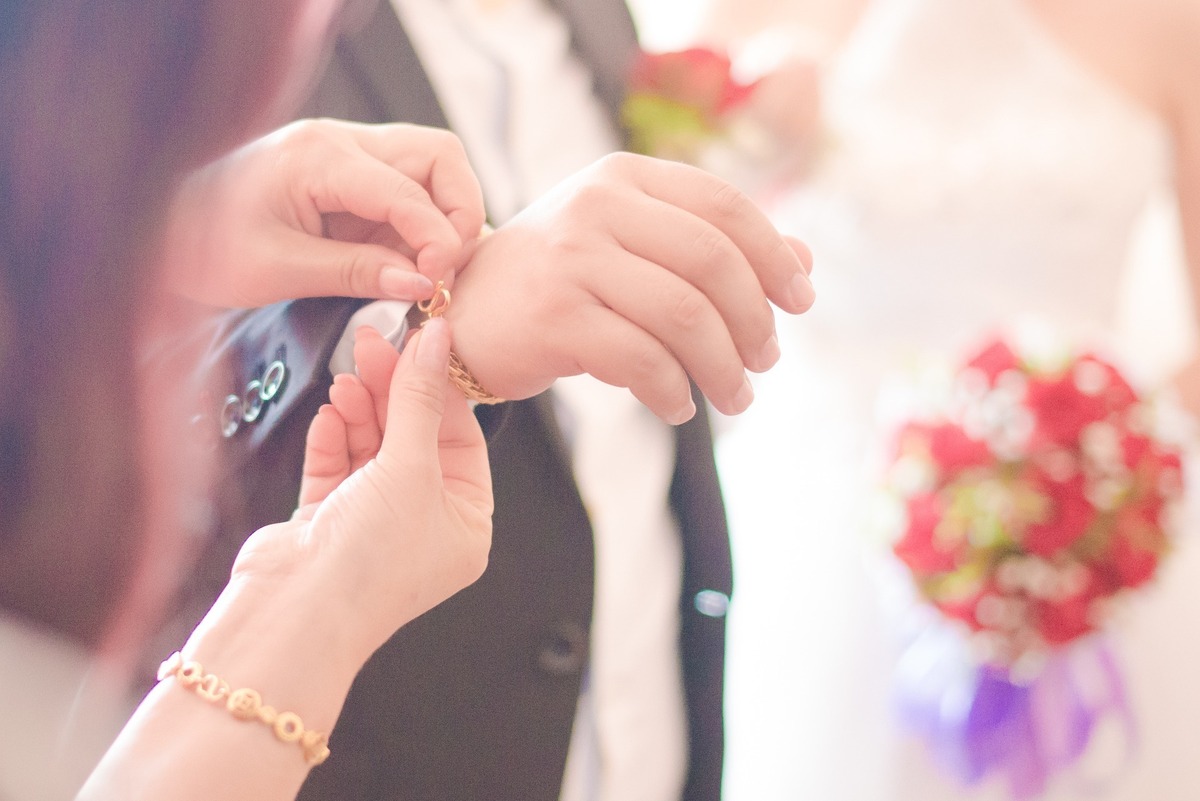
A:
[0,0,322,648]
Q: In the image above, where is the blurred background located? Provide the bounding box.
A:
[626,1,1200,800]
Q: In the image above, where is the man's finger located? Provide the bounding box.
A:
[618,154,815,313]
[603,191,780,374]
[560,306,698,424]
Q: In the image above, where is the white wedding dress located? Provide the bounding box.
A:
[716,1,1200,799]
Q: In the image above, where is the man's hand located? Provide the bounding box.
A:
[444,152,815,423]
[164,119,486,308]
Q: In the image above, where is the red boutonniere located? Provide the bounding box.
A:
[620,47,759,164]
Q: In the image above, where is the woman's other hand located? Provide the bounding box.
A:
[164,120,486,308]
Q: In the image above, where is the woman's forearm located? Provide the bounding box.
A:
[79,574,367,801]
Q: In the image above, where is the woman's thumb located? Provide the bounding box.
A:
[381,317,452,453]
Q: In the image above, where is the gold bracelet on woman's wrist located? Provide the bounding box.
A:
[157,651,331,766]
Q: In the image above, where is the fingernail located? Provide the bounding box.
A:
[756,334,781,371]
[787,272,816,312]
[732,375,755,413]
[381,267,434,300]
[354,325,381,342]
[667,399,697,426]
[415,317,451,369]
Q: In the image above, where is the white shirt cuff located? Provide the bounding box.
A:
[328,300,414,375]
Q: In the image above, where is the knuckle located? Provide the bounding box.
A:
[595,150,637,177]
[630,341,663,382]
[766,236,794,267]
[399,376,446,418]
[390,176,430,206]
[337,249,379,297]
[544,225,589,258]
[270,120,346,194]
[710,181,752,220]
[561,179,610,214]
[668,290,711,333]
[280,118,330,150]
[433,128,468,159]
[624,343,691,416]
[692,228,733,273]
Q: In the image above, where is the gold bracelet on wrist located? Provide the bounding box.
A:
[157,651,331,767]
[417,281,505,405]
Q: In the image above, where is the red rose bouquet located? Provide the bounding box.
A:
[882,337,1186,798]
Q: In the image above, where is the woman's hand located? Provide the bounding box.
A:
[164,119,487,308]
[228,318,492,660]
[82,318,492,801]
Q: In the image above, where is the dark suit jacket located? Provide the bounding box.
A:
[163,2,733,799]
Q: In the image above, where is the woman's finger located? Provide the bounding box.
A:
[267,228,434,301]
[297,404,351,512]
[379,318,453,459]
[328,374,383,472]
[309,147,465,281]
[376,316,491,513]
[352,123,487,245]
[353,326,403,431]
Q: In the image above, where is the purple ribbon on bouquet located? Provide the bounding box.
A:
[895,624,1135,799]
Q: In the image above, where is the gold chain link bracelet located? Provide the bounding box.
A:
[417,281,505,405]
[157,651,331,767]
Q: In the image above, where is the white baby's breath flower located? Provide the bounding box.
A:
[1073,359,1111,396]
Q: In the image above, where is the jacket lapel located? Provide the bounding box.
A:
[326,0,449,127]
[547,0,639,123]
[327,0,637,130]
